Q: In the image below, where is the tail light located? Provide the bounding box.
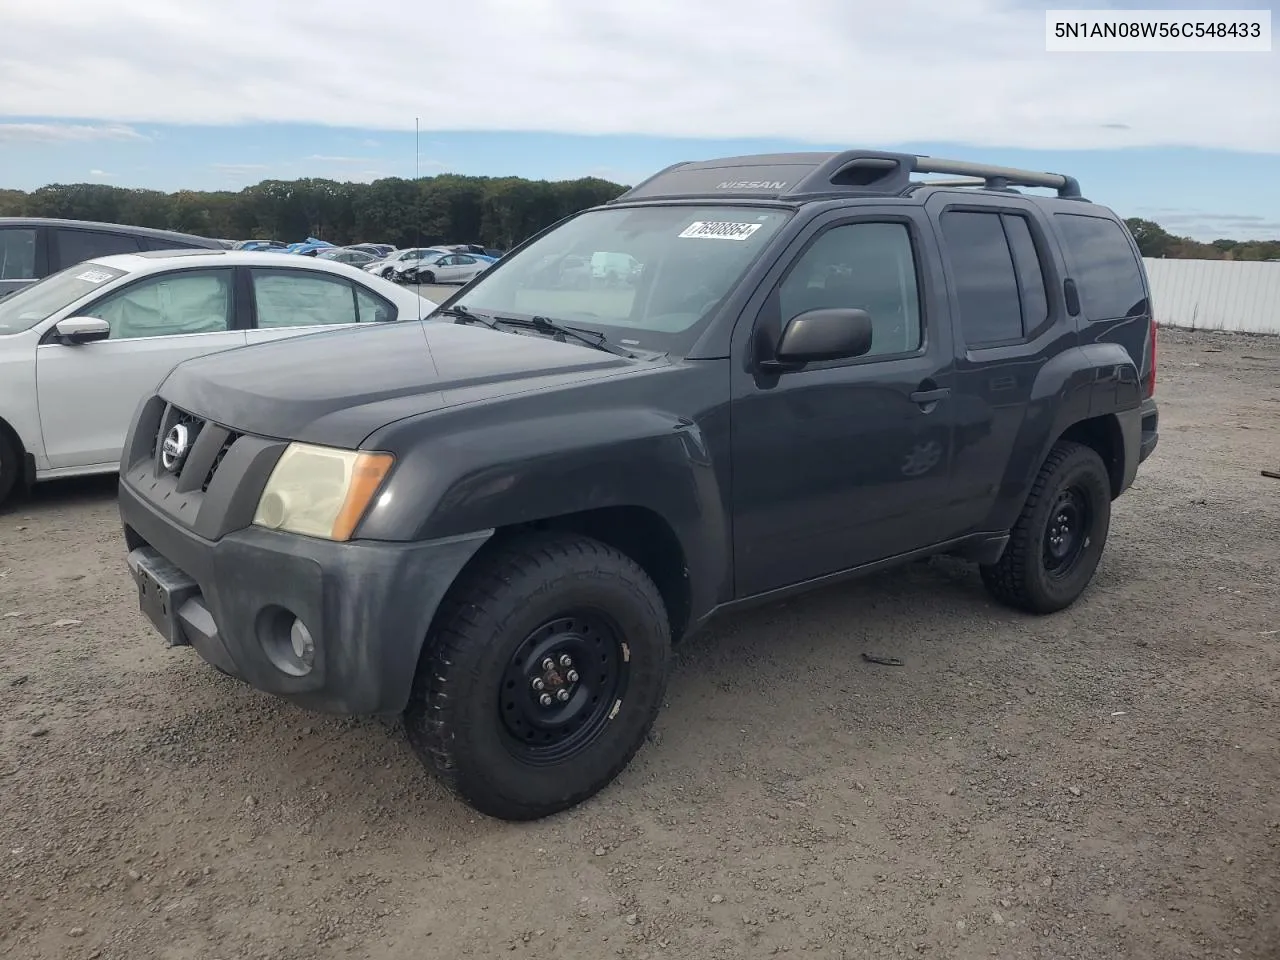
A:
[1146,320,1158,397]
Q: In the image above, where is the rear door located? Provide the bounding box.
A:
[243,266,396,345]
[923,192,1073,533]
[35,267,245,468]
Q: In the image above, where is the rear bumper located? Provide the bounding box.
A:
[119,478,490,716]
[1139,396,1159,463]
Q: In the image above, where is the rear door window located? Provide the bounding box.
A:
[54,229,142,269]
[250,269,366,327]
[939,210,1024,346]
[1054,214,1148,320]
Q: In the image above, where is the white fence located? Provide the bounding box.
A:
[1144,258,1280,335]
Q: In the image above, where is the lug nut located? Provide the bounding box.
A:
[539,693,554,707]
[559,654,573,668]
[531,678,545,691]
[542,657,555,671]
[566,669,579,683]
[556,689,570,702]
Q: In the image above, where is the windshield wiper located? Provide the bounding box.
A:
[492,314,636,359]
[433,304,499,329]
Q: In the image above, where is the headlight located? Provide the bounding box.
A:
[252,443,394,542]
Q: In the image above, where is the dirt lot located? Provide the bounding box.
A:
[1,329,1277,960]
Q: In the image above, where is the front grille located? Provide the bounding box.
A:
[202,431,240,492]
[150,402,242,493]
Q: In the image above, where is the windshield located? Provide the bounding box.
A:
[447,205,792,353]
[0,263,128,335]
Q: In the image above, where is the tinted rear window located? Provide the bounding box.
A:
[939,210,1024,346]
[55,229,141,268]
[1054,214,1148,320]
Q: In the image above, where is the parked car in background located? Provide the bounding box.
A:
[0,218,226,298]
[347,243,396,259]
[316,247,381,267]
[394,250,493,284]
[233,239,289,252]
[0,249,436,505]
[362,247,443,279]
[285,238,336,256]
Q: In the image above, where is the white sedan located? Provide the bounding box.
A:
[392,251,493,285]
[0,249,436,504]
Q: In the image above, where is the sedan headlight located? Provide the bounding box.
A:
[252,443,394,542]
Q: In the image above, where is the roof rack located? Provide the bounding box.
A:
[609,150,1085,204]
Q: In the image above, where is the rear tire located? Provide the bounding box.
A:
[980,440,1111,615]
[0,430,19,507]
[404,532,671,821]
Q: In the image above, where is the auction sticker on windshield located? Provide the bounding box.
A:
[75,269,117,283]
[678,221,764,241]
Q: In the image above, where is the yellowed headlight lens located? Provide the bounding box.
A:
[252,443,394,541]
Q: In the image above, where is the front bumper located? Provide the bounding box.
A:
[119,478,490,716]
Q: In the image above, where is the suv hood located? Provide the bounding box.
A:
[158,319,635,447]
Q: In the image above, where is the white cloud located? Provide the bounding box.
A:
[88,168,114,177]
[305,154,374,163]
[0,121,148,143]
[1,0,1276,151]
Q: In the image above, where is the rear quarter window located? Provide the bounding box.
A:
[1054,214,1148,320]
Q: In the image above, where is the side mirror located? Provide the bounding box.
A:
[53,316,111,345]
[764,308,873,371]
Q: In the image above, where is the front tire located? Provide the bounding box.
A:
[980,440,1111,614]
[404,532,671,821]
[0,430,19,507]
[420,270,436,284]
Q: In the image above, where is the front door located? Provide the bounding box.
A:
[729,212,964,598]
[35,267,244,468]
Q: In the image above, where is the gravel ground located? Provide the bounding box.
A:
[1,328,1278,960]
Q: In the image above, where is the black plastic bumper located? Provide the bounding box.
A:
[1139,396,1159,463]
[119,479,491,716]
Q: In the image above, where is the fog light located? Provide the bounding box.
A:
[290,618,315,667]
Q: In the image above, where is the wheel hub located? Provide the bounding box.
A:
[499,614,626,764]
[1044,487,1089,574]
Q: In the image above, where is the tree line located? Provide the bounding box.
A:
[1,178,1276,261]
[0,175,631,250]
[1123,218,1280,262]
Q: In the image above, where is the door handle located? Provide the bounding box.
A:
[910,388,951,405]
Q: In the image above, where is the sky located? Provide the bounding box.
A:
[1,0,1277,241]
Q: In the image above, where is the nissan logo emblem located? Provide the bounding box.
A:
[160,423,192,472]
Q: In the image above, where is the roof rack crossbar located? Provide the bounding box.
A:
[910,157,1082,198]
[604,150,1084,204]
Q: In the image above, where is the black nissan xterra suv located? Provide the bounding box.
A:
[118,150,1160,821]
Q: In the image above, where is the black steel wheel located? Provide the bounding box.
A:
[404,532,670,821]
[499,613,629,765]
[980,440,1111,614]
[1042,486,1091,578]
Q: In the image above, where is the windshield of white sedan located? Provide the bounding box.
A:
[449,205,790,349]
[0,263,128,334]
